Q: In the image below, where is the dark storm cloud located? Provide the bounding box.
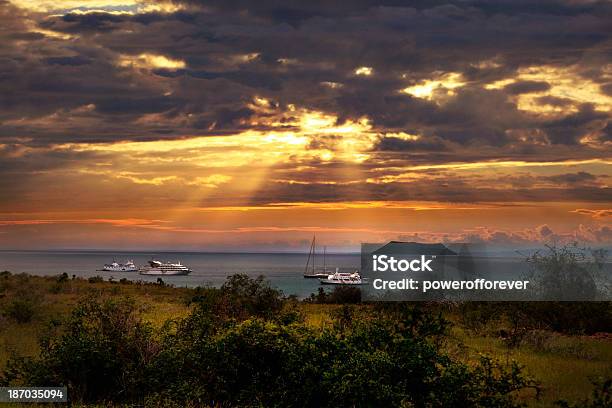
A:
[245,179,612,206]
[201,107,255,129]
[45,55,92,66]
[0,0,611,155]
[171,0,612,25]
[542,105,609,144]
[374,135,449,152]
[58,11,125,31]
[95,96,181,114]
[545,171,598,185]
[601,121,612,142]
[534,95,573,108]
[504,80,550,95]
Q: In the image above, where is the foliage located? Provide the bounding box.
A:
[188,274,285,321]
[556,378,611,408]
[49,273,70,294]
[149,302,535,407]
[526,242,609,301]
[307,286,362,304]
[4,298,38,323]
[459,302,502,334]
[456,243,612,336]
[1,275,540,407]
[519,302,612,335]
[2,297,155,402]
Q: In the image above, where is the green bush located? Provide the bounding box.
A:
[327,286,361,303]
[188,274,285,321]
[459,302,503,334]
[4,298,37,323]
[526,242,609,301]
[49,274,69,294]
[2,275,538,407]
[307,286,361,304]
[88,276,103,284]
[3,297,155,402]
[522,302,612,335]
[456,242,612,336]
[149,306,535,407]
[57,273,69,283]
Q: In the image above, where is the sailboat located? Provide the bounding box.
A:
[303,236,333,278]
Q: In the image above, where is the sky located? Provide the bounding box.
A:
[0,0,610,251]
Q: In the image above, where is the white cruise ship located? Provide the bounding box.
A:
[102,260,138,272]
[139,260,191,276]
[319,269,365,285]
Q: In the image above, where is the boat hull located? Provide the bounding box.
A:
[103,267,138,272]
[319,279,365,285]
[139,269,191,276]
[303,273,330,278]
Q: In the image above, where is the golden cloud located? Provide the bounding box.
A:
[354,66,374,76]
[401,72,466,102]
[485,65,612,116]
[117,53,187,71]
[10,0,185,14]
[570,209,612,218]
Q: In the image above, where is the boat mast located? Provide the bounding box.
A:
[304,235,316,275]
[312,235,315,274]
[323,246,326,273]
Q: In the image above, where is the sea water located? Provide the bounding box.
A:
[0,250,533,298]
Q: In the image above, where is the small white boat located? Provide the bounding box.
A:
[304,272,330,279]
[102,260,138,272]
[139,260,191,276]
[319,269,365,285]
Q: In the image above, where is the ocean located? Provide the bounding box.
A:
[0,250,545,298]
[0,250,364,298]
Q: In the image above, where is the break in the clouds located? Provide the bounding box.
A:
[0,0,610,249]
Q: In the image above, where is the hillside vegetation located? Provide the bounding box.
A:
[0,271,610,407]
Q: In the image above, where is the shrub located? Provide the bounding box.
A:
[149,310,535,407]
[221,274,285,318]
[3,297,156,403]
[56,273,69,283]
[526,242,609,300]
[277,301,305,325]
[4,298,37,323]
[459,302,503,334]
[2,275,538,407]
[189,274,285,321]
[49,274,69,294]
[457,244,612,336]
[531,302,611,335]
[327,286,361,303]
[307,286,361,304]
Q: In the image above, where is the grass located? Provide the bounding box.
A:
[300,303,340,328]
[449,326,611,406]
[1,273,610,407]
[0,273,193,371]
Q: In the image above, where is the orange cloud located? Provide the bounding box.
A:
[570,209,612,218]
